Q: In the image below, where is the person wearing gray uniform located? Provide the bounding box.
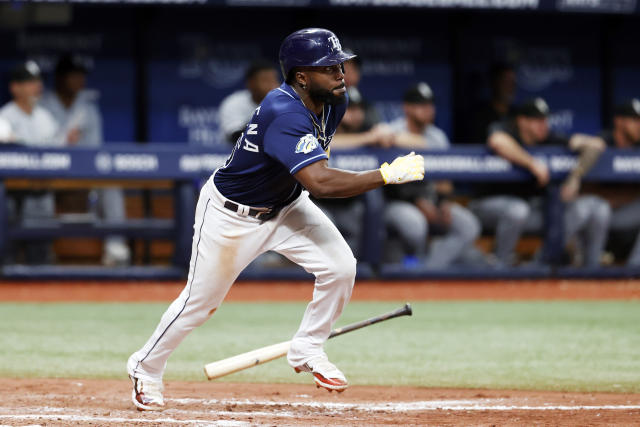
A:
[0,61,71,263]
[469,98,610,267]
[40,55,130,266]
[598,99,640,266]
[384,83,482,268]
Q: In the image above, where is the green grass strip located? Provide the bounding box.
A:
[0,300,638,392]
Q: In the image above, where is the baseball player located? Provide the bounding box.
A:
[0,61,65,264]
[597,99,640,265]
[127,28,425,411]
[470,98,610,266]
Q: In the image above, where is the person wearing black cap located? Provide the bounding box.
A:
[602,99,640,149]
[0,61,60,146]
[0,60,63,264]
[469,97,611,267]
[594,98,640,266]
[39,54,130,266]
[382,82,486,268]
[387,82,450,150]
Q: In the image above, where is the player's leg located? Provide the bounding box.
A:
[127,178,270,409]
[565,195,611,267]
[425,203,480,268]
[469,196,530,266]
[269,191,356,391]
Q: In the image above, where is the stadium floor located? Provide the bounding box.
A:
[1,378,639,426]
[1,280,638,425]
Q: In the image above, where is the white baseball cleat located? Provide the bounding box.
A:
[294,354,348,392]
[129,374,165,411]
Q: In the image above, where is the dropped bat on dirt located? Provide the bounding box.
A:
[204,303,413,380]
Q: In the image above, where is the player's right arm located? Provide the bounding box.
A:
[294,152,424,199]
[263,111,423,198]
[488,130,549,186]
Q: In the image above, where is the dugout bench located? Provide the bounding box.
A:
[1,144,639,280]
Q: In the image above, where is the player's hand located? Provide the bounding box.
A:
[530,159,550,187]
[379,152,425,184]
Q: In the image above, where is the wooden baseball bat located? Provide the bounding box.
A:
[204,303,412,380]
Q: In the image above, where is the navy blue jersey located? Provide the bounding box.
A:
[214,82,347,207]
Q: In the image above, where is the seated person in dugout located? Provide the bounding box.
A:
[586,99,640,266]
[383,83,487,268]
[469,98,611,267]
[0,61,74,264]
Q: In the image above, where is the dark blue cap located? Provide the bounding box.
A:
[278,28,356,80]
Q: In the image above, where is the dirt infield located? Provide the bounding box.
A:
[1,279,639,425]
[1,378,639,426]
[1,279,640,302]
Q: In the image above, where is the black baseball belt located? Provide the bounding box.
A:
[223,201,279,221]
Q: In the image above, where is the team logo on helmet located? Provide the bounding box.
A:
[328,35,341,51]
[295,134,319,154]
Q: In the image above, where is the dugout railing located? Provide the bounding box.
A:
[1,144,639,280]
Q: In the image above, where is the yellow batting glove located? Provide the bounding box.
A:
[379,151,425,184]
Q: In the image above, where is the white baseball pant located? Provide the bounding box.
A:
[128,174,356,382]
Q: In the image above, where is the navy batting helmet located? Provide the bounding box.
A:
[278,28,356,81]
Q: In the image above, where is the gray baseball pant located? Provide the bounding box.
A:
[384,201,480,267]
[470,195,610,266]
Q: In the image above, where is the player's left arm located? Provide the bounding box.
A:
[561,133,607,201]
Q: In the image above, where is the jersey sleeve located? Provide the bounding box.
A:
[263,112,328,175]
